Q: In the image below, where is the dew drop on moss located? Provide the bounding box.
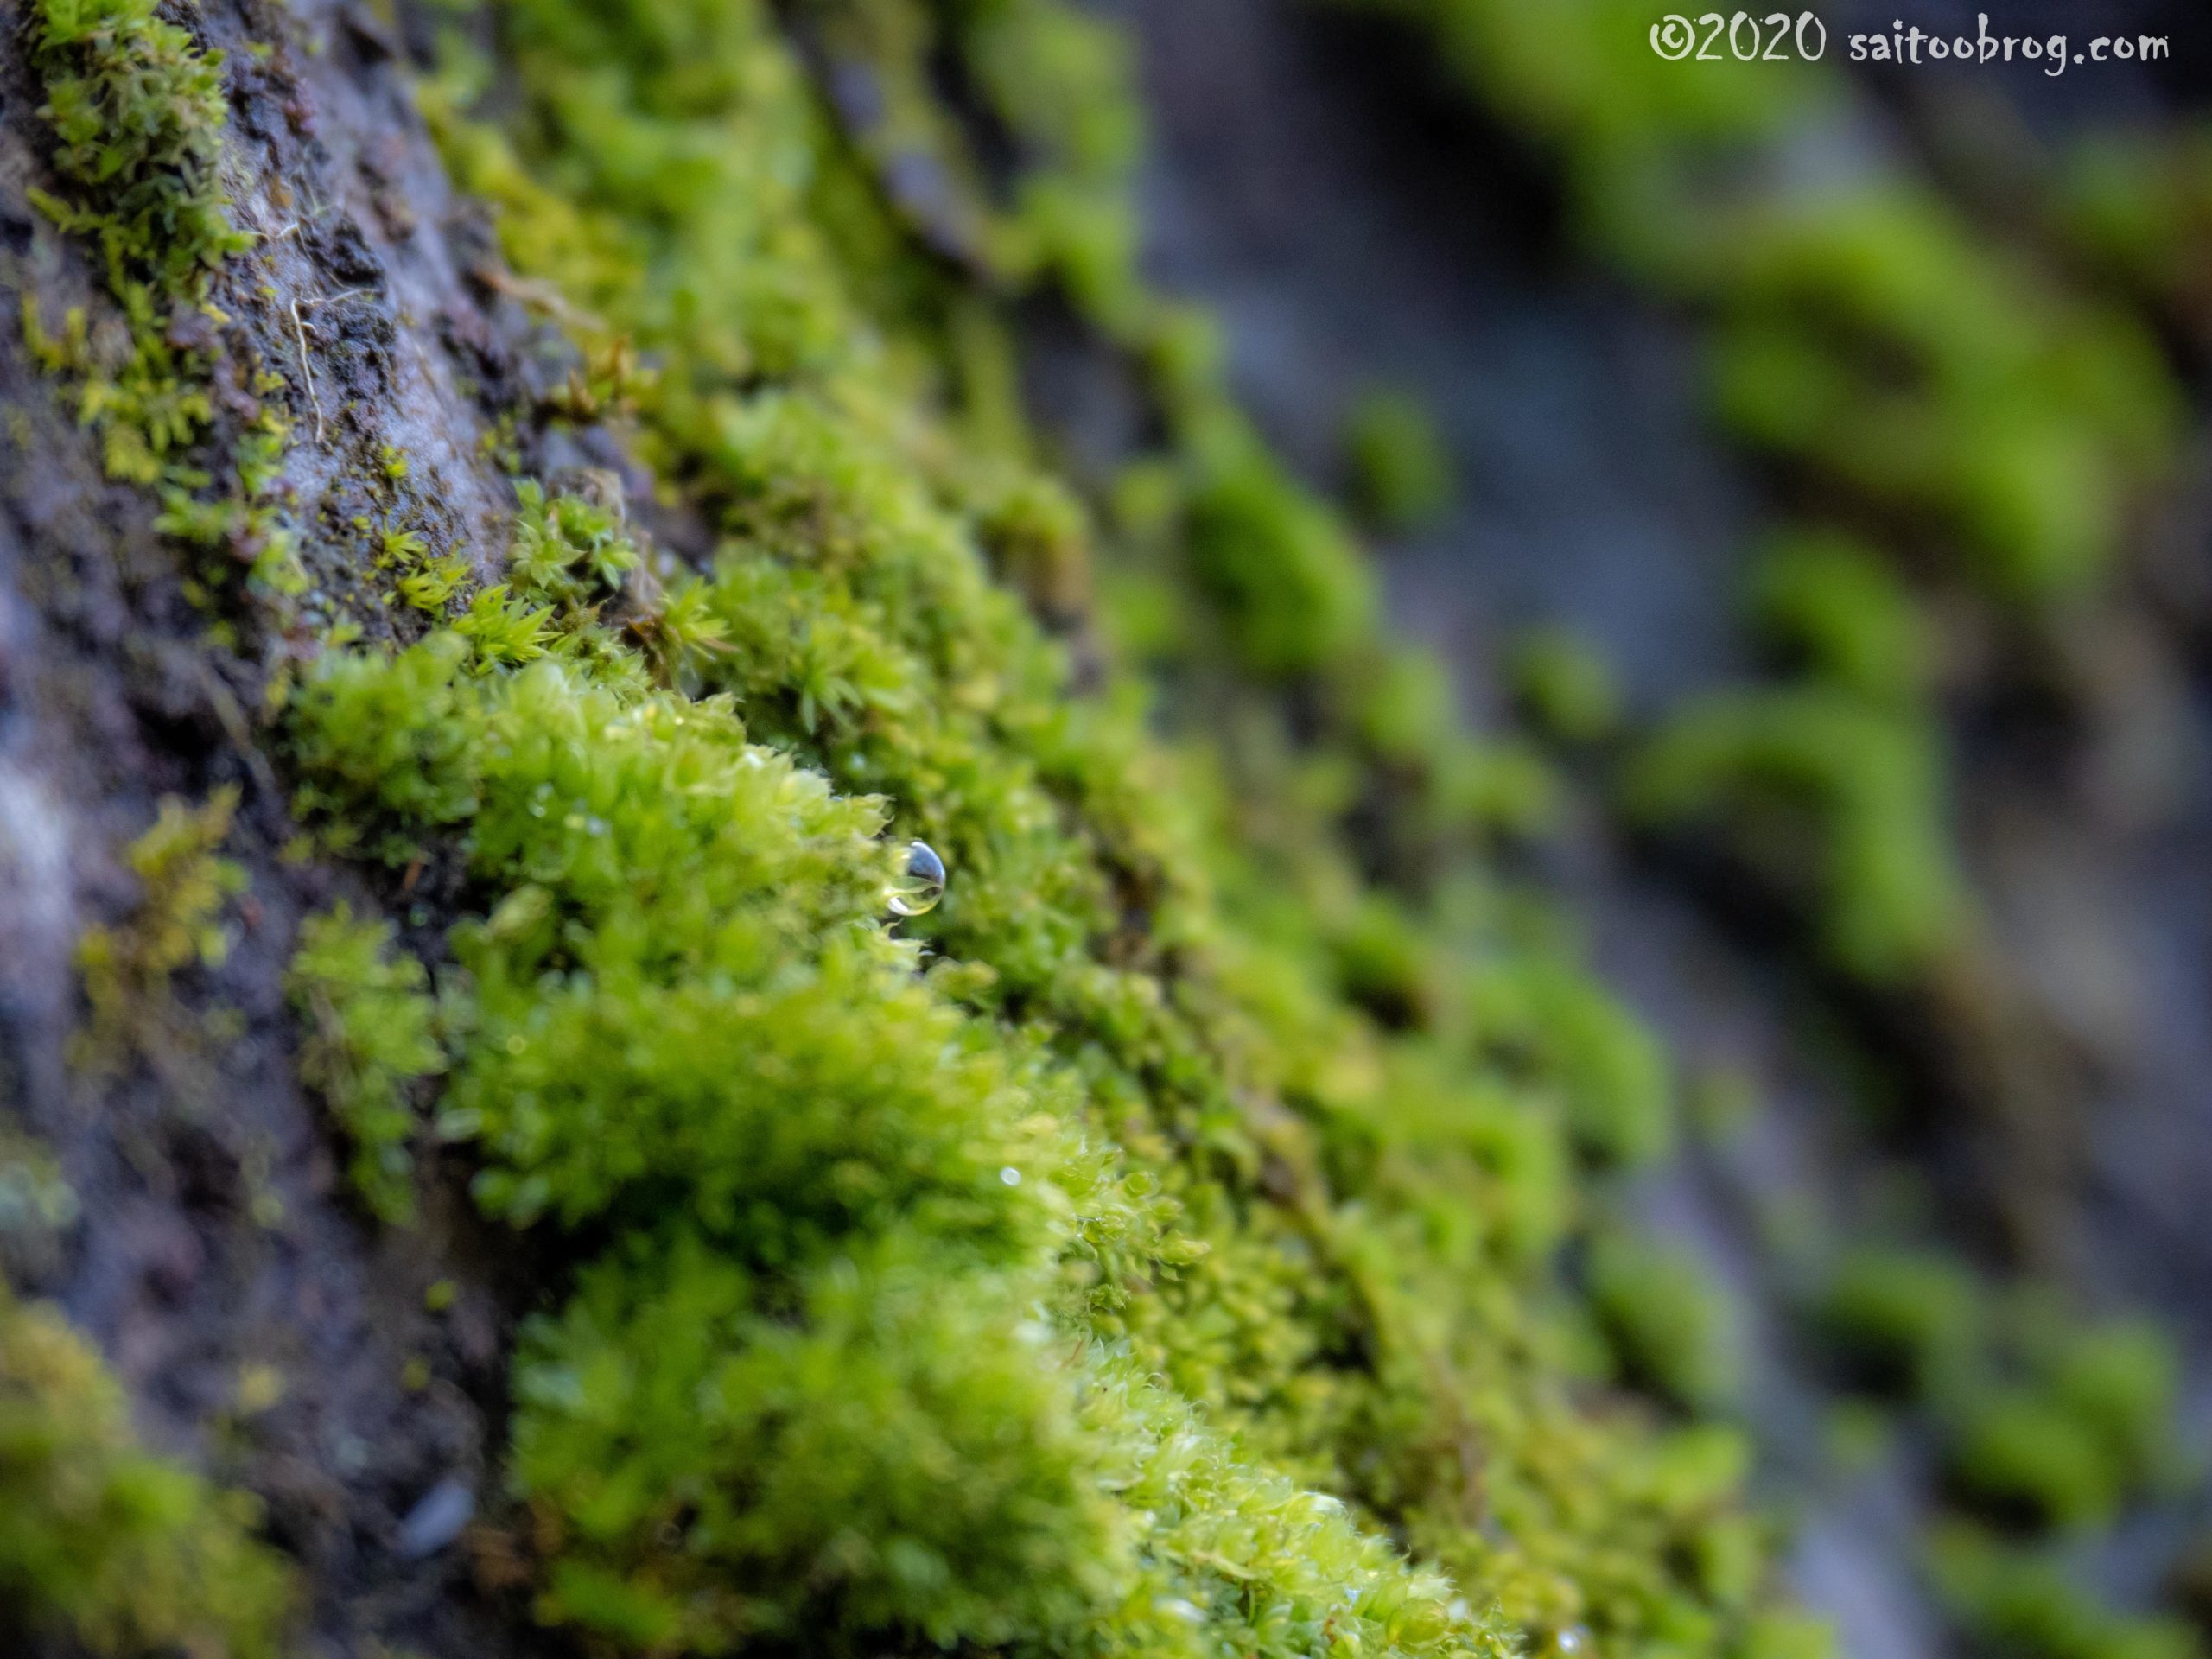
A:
[887,838,947,917]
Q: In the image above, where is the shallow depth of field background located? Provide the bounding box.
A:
[1090,2,2212,1654]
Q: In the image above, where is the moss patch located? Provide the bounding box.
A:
[0,1288,294,1657]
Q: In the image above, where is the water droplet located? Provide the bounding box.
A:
[999,1166,1021,1186]
[1554,1627,1592,1655]
[887,838,946,917]
[1153,1597,1205,1626]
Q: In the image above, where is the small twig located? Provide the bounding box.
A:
[289,298,321,442]
[289,288,374,445]
[194,659,282,804]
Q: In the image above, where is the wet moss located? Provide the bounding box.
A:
[16,1,1834,1656]
[410,0,1820,1637]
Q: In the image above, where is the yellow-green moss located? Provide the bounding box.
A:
[73,789,246,1068]
[0,1288,293,1657]
[287,905,448,1225]
[24,0,249,483]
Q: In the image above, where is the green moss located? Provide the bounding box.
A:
[1815,1249,2183,1537]
[401,0,1826,1625]
[1344,387,1455,536]
[1471,957,1674,1169]
[1586,1231,1739,1414]
[155,416,307,598]
[1930,1523,2201,1659]
[1626,684,1965,983]
[1336,0,2184,1035]
[0,1288,294,1657]
[1949,1390,2129,1530]
[1748,532,1929,707]
[24,0,250,483]
[73,789,247,1067]
[2042,1319,2180,1497]
[1709,188,2174,600]
[1510,628,1622,747]
[512,1236,1116,1650]
[288,905,448,1225]
[506,480,637,606]
[282,610,1535,1656]
[1182,418,1382,678]
[1945,1312,2183,1533]
[1814,1247,1981,1402]
[1341,0,2177,604]
[13,0,1844,1651]
[29,0,245,287]
[1627,534,1959,986]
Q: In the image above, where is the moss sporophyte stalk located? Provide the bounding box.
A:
[16,2,2183,1659]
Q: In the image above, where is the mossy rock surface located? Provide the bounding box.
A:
[0,4,2203,1659]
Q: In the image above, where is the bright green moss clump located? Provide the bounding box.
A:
[24,0,250,483]
[512,1237,1116,1650]
[0,1290,293,1657]
[285,617,1517,1658]
[288,906,447,1225]
[397,3,1817,1648]
[29,0,244,285]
